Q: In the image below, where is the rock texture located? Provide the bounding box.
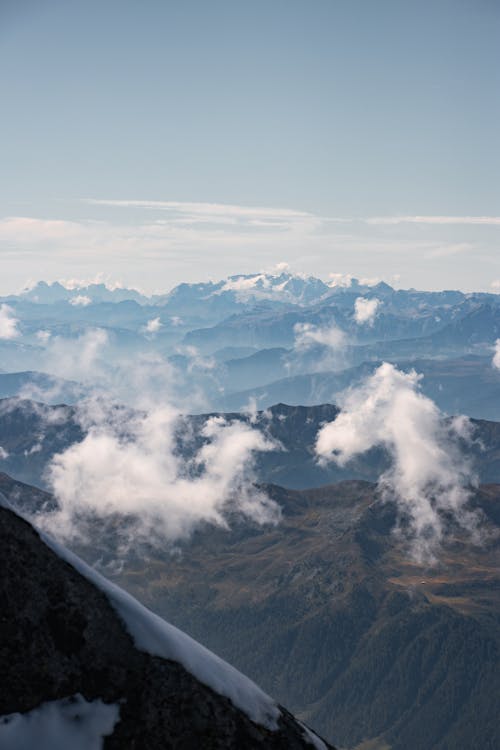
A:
[0,503,333,749]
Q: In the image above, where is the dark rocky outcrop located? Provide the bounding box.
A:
[0,502,333,749]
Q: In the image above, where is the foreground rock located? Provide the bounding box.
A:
[0,502,333,749]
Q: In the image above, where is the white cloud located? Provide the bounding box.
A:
[290,321,347,375]
[36,330,52,344]
[2,206,498,296]
[144,317,162,333]
[42,404,280,550]
[366,215,500,226]
[492,339,500,370]
[327,273,354,288]
[60,274,125,291]
[176,345,216,374]
[53,329,109,379]
[0,304,20,340]
[354,297,380,326]
[0,694,120,750]
[294,321,346,350]
[0,446,9,459]
[315,363,478,562]
[84,198,314,222]
[69,295,92,307]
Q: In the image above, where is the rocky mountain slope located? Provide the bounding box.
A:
[37,478,497,750]
[2,472,498,748]
[0,498,332,749]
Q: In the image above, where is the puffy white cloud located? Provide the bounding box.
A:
[493,339,500,370]
[42,403,280,550]
[0,304,20,339]
[69,295,92,307]
[0,446,9,459]
[144,317,162,333]
[315,362,478,562]
[354,297,380,326]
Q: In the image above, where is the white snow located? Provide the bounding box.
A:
[0,694,119,750]
[39,528,281,730]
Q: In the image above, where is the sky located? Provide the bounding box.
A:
[0,0,499,294]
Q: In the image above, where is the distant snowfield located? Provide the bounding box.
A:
[0,694,119,750]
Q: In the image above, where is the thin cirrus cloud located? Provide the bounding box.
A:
[86,201,500,227]
[83,198,317,226]
[366,215,500,226]
[1,202,500,295]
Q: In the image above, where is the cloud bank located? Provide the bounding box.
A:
[315,363,478,562]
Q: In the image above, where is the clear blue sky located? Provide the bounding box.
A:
[1,0,499,293]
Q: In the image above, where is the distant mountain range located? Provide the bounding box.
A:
[3,273,500,415]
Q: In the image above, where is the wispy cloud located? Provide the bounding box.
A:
[84,198,314,221]
[366,215,500,226]
[1,201,499,295]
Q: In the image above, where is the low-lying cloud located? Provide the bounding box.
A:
[69,294,92,307]
[294,321,346,350]
[315,362,479,562]
[41,402,280,551]
[0,304,20,340]
[492,339,500,370]
[292,321,347,374]
[144,317,162,334]
[354,297,380,326]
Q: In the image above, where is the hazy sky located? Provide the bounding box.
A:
[1,0,499,293]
